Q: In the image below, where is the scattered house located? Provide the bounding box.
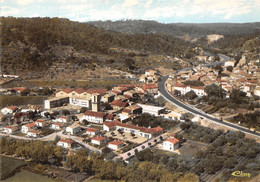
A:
[80,111,107,124]
[103,121,116,132]
[58,116,71,123]
[57,139,76,149]
[85,127,99,136]
[21,123,37,133]
[1,106,17,115]
[108,140,124,150]
[27,130,40,138]
[3,125,19,134]
[51,123,63,130]
[137,104,165,116]
[65,122,81,135]
[91,136,108,146]
[35,119,48,127]
[110,100,129,110]
[162,137,179,152]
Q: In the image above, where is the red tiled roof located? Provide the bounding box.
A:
[12,87,26,92]
[109,140,124,146]
[111,90,121,95]
[92,136,107,141]
[28,130,40,134]
[53,123,63,126]
[35,119,45,123]
[74,88,86,94]
[62,88,73,94]
[86,127,99,132]
[7,106,17,111]
[142,84,158,91]
[84,111,107,118]
[122,108,131,113]
[60,116,68,119]
[118,85,136,88]
[110,100,128,107]
[166,137,179,144]
[5,126,14,129]
[25,123,36,128]
[103,121,116,128]
[59,139,75,144]
[105,114,114,120]
[124,95,132,99]
[117,87,128,91]
[86,88,107,95]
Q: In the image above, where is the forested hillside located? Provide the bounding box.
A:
[1,17,191,75]
[88,20,260,39]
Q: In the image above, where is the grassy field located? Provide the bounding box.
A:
[0,156,28,180]
[0,95,47,108]
[1,79,134,89]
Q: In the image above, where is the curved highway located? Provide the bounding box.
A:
[158,76,260,138]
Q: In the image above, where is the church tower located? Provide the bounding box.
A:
[91,93,101,112]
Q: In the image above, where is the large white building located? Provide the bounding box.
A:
[137,104,165,116]
[173,85,206,97]
[80,111,107,124]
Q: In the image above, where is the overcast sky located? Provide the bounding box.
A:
[1,0,260,23]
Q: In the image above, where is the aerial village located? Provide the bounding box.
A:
[0,69,183,161]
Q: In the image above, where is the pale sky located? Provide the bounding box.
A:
[1,0,260,23]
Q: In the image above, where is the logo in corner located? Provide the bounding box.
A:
[231,171,250,178]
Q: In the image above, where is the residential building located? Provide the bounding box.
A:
[57,139,76,149]
[21,123,37,133]
[80,111,107,124]
[3,125,19,134]
[1,106,17,115]
[51,123,63,130]
[65,122,81,135]
[44,97,70,109]
[110,100,128,110]
[162,137,179,152]
[27,130,40,138]
[14,112,30,122]
[108,140,124,150]
[85,127,99,136]
[103,121,116,132]
[58,116,71,123]
[91,136,108,145]
[35,119,48,127]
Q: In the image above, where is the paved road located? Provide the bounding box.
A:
[158,76,260,138]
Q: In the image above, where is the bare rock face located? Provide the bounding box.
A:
[207,34,224,43]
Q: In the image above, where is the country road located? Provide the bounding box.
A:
[158,76,260,138]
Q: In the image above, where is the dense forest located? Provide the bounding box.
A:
[1,17,191,75]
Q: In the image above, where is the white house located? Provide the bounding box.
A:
[80,111,107,124]
[65,123,81,135]
[57,139,75,149]
[3,125,19,134]
[173,85,206,97]
[51,123,63,130]
[27,130,40,138]
[162,137,179,152]
[85,127,99,136]
[1,106,17,115]
[35,119,48,127]
[108,140,124,150]
[137,104,165,116]
[103,121,116,132]
[224,60,236,67]
[58,116,71,123]
[91,136,108,145]
[254,86,260,97]
[21,123,37,133]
